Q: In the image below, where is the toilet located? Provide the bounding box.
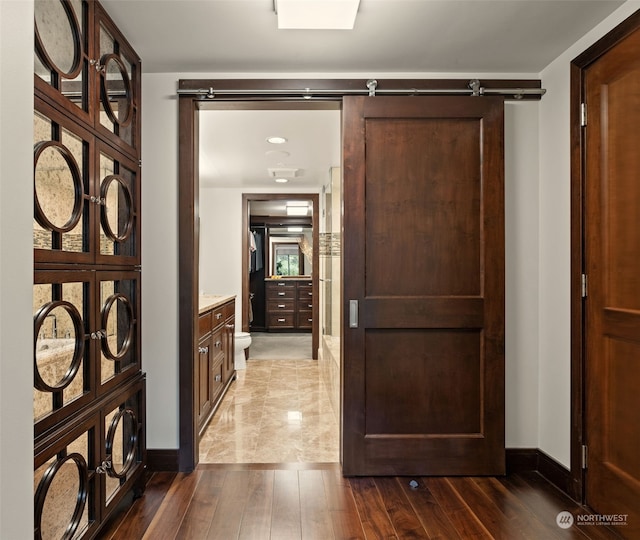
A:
[234,332,251,370]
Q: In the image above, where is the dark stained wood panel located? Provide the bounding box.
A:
[364,329,481,435]
[583,21,640,539]
[342,95,505,476]
[364,118,481,297]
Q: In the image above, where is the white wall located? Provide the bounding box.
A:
[141,74,181,448]
[142,71,544,452]
[504,101,540,448]
[537,0,640,468]
[0,1,35,538]
[199,186,320,328]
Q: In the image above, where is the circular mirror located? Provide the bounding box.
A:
[100,175,134,242]
[34,0,82,78]
[101,293,134,360]
[105,408,139,479]
[34,141,83,233]
[100,54,133,127]
[35,453,87,540]
[34,301,84,393]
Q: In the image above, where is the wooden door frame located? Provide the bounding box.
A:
[177,78,543,472]
[241,192,320,358]
[569,9,640,502]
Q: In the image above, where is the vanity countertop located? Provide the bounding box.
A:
[198,294,235,315]
[264,276,312,281]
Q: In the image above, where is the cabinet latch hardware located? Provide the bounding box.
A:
[96,460,112,474]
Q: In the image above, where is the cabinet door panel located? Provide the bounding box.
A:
[34,100,95,265]
[94,3,141,157]
[97,271,141,396]
[197,337,212,425]
[34,0,93,123]
[95,142,140,265]
[34,271,96,438]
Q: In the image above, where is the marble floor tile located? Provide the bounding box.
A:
[199,358,339,463]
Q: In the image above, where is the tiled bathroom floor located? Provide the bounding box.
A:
[199,359,340,463]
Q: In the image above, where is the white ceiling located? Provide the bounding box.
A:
[102,0,623,74]
[100,0,626,194]
[198,108,341,189]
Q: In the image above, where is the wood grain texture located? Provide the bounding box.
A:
[108,466,622,539]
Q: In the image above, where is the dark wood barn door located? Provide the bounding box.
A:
[342,96,505,476]
[583,23,640,536]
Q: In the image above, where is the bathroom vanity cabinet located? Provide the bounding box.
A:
[197,296,236,435]
[265,278,313,331]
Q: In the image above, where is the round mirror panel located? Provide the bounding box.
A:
[34,142,83,233]
[105,408,138,479]
[100,176,134,243]
[101,293,134,360]
[34,301,84,393]
[101,54,133,128]
[34,0,82,78]
[35,453,87,540]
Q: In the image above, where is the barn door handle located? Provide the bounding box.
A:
[349,300,358,328]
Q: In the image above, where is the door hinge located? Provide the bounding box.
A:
[581,273,588,298]
[581,445,588,469]
[581,103,587,127]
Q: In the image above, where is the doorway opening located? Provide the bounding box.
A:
[178,78,543,472]
[195,104,342,465]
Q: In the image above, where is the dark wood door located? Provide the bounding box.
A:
[342,96,505,475]
[584,25,640,536]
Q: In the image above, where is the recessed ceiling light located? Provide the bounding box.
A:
[265,150,290,159]
[266,136,287,144]
[275,178,289,183]
[288,227,303,233]
[286,205,308,216]
[275,0,360,30]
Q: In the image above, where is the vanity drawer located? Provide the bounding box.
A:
[211,326,224,361]
[267,299,295,313]
[211,306,225,327]
[211,357,224,402]
[297,311,313,329]
[223,300,234,320]
[266,286,295,300]
[267,313,295,328]
[198,311,212,338]
[297,286,313,300]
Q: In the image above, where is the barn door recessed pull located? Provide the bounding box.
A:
[349,300,359,328]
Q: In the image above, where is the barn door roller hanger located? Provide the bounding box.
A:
[177,79,546,101]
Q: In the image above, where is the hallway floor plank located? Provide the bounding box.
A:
[102,465,623,539]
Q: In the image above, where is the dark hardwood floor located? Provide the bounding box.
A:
[99,464,623,539]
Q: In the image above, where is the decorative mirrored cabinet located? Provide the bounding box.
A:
[33,1,144,538]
